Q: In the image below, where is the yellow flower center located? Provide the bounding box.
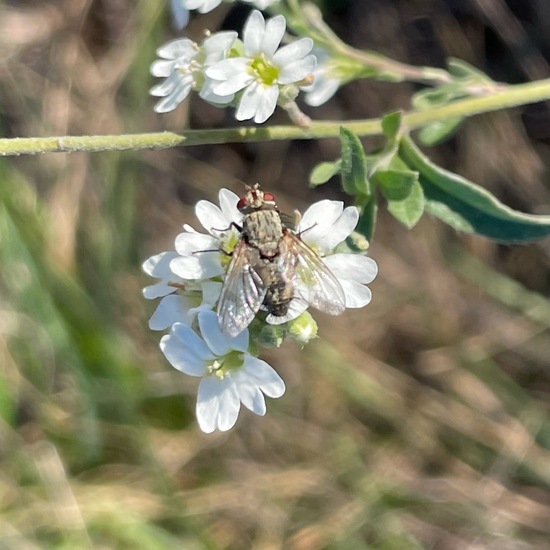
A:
[250,55,279,85]
[206,351,245,379]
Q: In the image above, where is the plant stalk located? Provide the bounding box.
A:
[0,78,548,157]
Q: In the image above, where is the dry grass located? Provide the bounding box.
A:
[0,1,549,549]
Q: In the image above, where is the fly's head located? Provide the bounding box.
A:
[237,183,277,214]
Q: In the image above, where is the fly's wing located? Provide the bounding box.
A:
[282,231,346,315]
[217,241,266,337]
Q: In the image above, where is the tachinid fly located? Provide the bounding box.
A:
[217,184,346,337]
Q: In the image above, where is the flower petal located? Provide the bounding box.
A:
[218,189,242,224]
[156,38,196,61]
[299,200,343,245]
[199,281,223,308]
[279,55,317,84]
[324,254,378,284]
[212,71,254,96]
[243,355,286,398]
[195,199,233,234]
[253,84,279,123]
[150,59,176,78]
[339,279,373,308]
[206,58,250,80]
[304,75,340,107]
[199,310,249,355]
[142,280,177,300]
[174,231,217,256]
[149,294,195,330]
[243,10,265,56]
[199,77,235,104]
[170,253,224,280]
[160,329,209,377]
[142,251,176,276]
[153,81,193,113]
[314,206,359,252]
[203,31,238,65]
[272,38,313,67]
[197,376,240,433]
[261,15,285,57]
[233,373,266,416]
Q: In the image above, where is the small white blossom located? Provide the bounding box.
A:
[177,0,280,16]
[179,0,223,14]
[303,48,341,107]
[142,251,182,300]
[206,10,316,123]
[297,200,378,308]
[161,310,285,433]
[169,188,242,281]
[142,248,222,330]
[150,31,237,113]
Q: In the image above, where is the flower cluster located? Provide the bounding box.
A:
[143,188,378,433]
[151,9,315,123]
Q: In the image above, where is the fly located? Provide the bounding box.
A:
[217,184,346,337]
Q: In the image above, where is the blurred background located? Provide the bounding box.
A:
[1,0,549,548]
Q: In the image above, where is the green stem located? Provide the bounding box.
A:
[0,78,548,157]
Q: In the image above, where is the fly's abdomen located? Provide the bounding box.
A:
[256,258,294,317]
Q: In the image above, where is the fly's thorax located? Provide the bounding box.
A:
[242,208,283,257]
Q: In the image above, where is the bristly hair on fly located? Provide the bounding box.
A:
[217,184,346,337]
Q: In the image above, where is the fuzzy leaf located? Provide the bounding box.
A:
[309,160,341,187]
[374,168,425,228]
[417,116,464,146]
[339,127,370,196]
[399,136,550,242]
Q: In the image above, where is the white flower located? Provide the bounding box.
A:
[161,310,285,433]
[266,199,378,325]
[174,0,279,15]
[142,248,222,330]
[150,31,237,113]
[142,189,244,330]
[142,251,182,300]
[169,188,242,281]
[148,281,222,330]
[206,10,316,123]
[302,49,341,107]
[179,0,223,14]
[297,200,378,308]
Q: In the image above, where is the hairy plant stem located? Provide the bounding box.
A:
[0,78,548,157]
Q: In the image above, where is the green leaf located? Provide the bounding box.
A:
[447,58,493,83]
[381,111,403,141]
[399,136,550,242]
[355,193,377,242]
[309,160,341,187]
[374,169,425,228]
[339,127,370,196]
[417,116,464,146]
[374,169,418,201]
[386,180,425,229]
[412,86,459,110]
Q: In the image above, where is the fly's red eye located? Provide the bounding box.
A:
[237,197,247,210]
[263,192,276,202]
